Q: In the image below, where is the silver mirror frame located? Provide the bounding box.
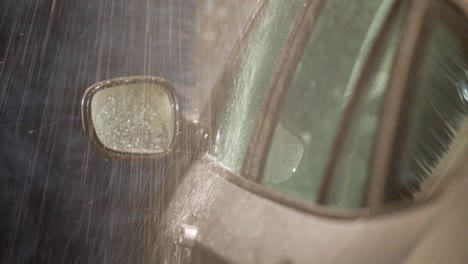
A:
[81,76,180,158]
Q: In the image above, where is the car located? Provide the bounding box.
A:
[81,0,468,263]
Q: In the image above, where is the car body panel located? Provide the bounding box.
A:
[403,189,468,264]
[162,153,468,263]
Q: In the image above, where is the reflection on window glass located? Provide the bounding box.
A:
[386,2,468,202]
[210,0,303,173]
[263,0,395,204]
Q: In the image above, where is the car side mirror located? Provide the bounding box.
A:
[81,76,179,156]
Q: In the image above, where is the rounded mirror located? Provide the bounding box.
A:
[84,78,176,155]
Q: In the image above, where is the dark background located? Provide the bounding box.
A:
[0,0,196,263]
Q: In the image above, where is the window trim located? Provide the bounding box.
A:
[365,0,430,210]
[368,0,468,209]
[203,0,309,171]
[316,0,405,204]
[240,0,326,182]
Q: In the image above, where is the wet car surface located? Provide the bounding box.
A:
[4,0,468,263]
[79,0,468,263]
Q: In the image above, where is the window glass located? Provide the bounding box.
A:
[262,0,396,203]
[210,0,303,173]
[327,6,405,209]
[386,2,468,202]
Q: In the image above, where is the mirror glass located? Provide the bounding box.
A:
[90,82,175,154]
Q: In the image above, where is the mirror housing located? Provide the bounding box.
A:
[81,76,180,157]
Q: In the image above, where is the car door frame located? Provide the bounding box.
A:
[235,0,468,216]
[238,0,407,216]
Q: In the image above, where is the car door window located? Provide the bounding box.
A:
[327,6,405,209]
[262,0,401,204]
[210,0,303,174]
[385,1,468,203]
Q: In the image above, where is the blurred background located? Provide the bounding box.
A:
[0,0,257,263]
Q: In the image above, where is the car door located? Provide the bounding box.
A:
[164,0,468,263]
